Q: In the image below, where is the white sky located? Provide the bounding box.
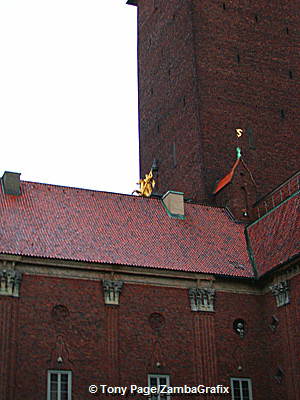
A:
[0,0,139,194]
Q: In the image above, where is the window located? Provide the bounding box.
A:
[47,370,72,400]
[230,378,252,400]
[148,374,170,400]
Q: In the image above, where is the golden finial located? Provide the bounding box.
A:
[236,128,243,138]
[133,169,155,197]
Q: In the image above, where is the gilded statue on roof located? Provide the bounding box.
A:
[133,169,155,197]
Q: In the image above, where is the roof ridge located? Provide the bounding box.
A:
[19,179,160,200]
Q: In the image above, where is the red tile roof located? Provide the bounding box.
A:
[247,192,300,277]
[0,181,253,277]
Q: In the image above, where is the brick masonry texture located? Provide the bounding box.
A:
[1,273,298,400]
[259,274,300,399]
[137,0,299,219]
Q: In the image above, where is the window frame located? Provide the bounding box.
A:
[47,370,72,400]
[148,374,170,400]
[230,377,253,400]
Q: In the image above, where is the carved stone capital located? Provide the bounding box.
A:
[270,281,290,307]
[0,269,22,297]
[103,280,123,305]
[189,288,215,312]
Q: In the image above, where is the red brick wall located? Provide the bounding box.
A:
[4,273,298,399]
[14,274,107,400]
[260,274,300,400]
[119,284,196,393]
[215,291,270,400]
[136,0,299,218]
[0,297,18,400]
[138,0,206,201]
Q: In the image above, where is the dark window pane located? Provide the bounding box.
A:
[60,373,69,400]
[150,378,157,387]
[242,381,250,399]
[233,380,239,390]
[159,377,167,385]
[233,390,241,400]
[51,374,58,383]
[233,383,241,400]
[61,382,68,391]
[50,392,58,400]
[61,392,68,400]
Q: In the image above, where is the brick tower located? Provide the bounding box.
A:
[128,0,299,220]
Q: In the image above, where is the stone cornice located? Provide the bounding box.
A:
[0,254,298,295]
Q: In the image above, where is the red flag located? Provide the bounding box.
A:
[213,148,241,194]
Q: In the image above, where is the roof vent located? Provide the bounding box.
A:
[1,171,21,195]
[162,191,185,219]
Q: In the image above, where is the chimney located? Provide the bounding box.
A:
[1,171,21,195]
[162,191,185,219]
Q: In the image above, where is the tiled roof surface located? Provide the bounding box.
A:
[0,181,253,277]
[247,192,300,277]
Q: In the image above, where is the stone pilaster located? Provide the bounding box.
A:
[193,313,218,399]
[102,280,124,385]
[0,297,19,399]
